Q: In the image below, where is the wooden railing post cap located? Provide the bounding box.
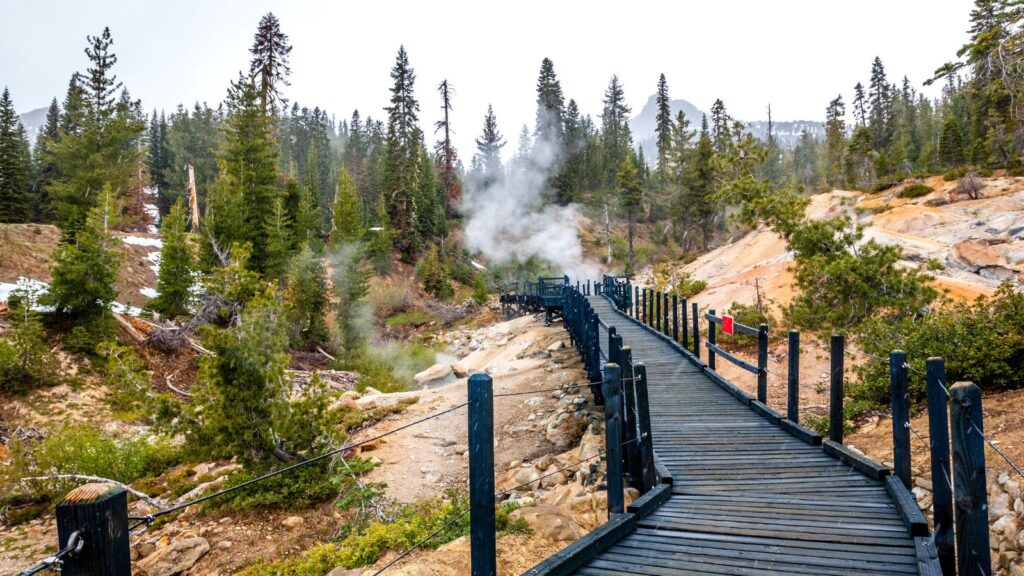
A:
[950,381,980,399]
[61,482,125,505]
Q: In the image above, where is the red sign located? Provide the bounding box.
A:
[722,315,734,335]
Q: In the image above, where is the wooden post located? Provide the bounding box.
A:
[830,334,844,444]
[661,293,668,336]
[890,351,911,489]
[757,324,769,404]
[634,362,657,493]
[619,346,642,490]
[787,331,800,423]
[608,327,620,366]
[655,292,661,332]
[691,302,699,359]
[672,294,679,342]
[468,374,496,576]
[950,382,991,576]
[634,287,639,319]
[642,289,647,325]
[56,483,130,575]
[602,364,625,515]
[927,358,955,576]
[681,297,689,349]
[707,309,716,371]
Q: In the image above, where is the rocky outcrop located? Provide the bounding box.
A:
[135,537,210,576]
[949,239,1016,280]
[413,363,456,388]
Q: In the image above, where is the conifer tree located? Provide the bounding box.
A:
[535,58,565,146]
[44,185,121,334]
[473,104,505,188]
[287,245,330,350]
[601,76,632,188]
[0,87,33,223]
[654,73,674,183]
[616,156,643,267]
[710,99,733,155]
[825,96,847,188]
[686,116,716,250]
[296,148,322,245]
[560,99,586,202]
[249,12,292,114]
[165,103,223,210]
[150,198,194,318]
[380,46,423,258]
[419,245,453,300]
[331,168,362,244]
[852,82,867,127]
[434,80,461,216]
[147,110,170,204]
[868,57,891,150]
[333,245,370,359]
[417,144,445,240]
[32,98,61,222]
[939,113,966,168]
[366,192,394,275]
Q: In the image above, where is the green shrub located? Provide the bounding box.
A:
[897,183,934,199]
[212,456,374,512]
[978,168,994,177]
[851,283,1024,407]
[926,258,945,271]
[473,274,489,306]
[385,309,431,328]
[368,281,415,318]
[943,168,967,181]
[98,342,155,420]
[1,425,182,522]
[0,306,57,394]
[718,302,771,348]
[676,274,707,298]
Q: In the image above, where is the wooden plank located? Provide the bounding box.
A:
[823,440,890,480]
[628,484,671,519]
[885,475,928,537]
[750,400,783,424]
[778,418,823,446]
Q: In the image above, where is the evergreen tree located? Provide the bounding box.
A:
[669,110,695,181]
[0,87,33,223]
[419,245,453,300]
[600,75,632,188]
[249,12,292,114]
[709,99,733,155]
[43,185,121,328]
[939,112,966,168]
[379,46,424,258]
[147,110,170,202]
[686,116,716,250]
[165,103,223,211]
[49,28,145,237]
[333,245,370,359]
[825,95,847,188]
[535,58,565,146]
[32,98,61,222]
[296,147,322,244]
[868,57,892,150]
[331,168,362,244]
[417,144,445,241]
[616,156,643,267]
[434,79,461,216]
[473,104,505,188]
[560,99,586,202]
[852,82,867,127]
[366,192,394,275]
[287,245,330,350]
[150,198,195,318]
[206,74,281,277]
[512,124,532,176]
[654,73,674,183]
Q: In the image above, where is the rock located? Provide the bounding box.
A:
[546,340,565,352]
[991,491,1013,520]
[215,540,233,549]
[511,503,582,542]
[546,412,587,450]
[413,363,455,388]
[979,266,1016,281]
[329,395,359,411]
[281,516,305,528]
[512,467,540,491]
[136,537,210,576]
[993,514,1017,538]
[451,362,469,378]
[424,469,443,484]
[577,425,603,463]
[326,569,365,576]
[178,476,229,503]
[950,239,1008,273]
[362,386,383,396]
[915,477,933,491]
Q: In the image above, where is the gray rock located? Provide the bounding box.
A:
[136,537,210,576]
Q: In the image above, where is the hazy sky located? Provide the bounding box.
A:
[2,0,975,157]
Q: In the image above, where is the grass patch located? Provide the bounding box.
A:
[385,309,431,328]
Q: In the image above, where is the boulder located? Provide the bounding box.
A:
[546,412,587,450]
[451,362,469,378]
[546,340,565,352]
[281,516,305,528]
[136,537,210,576]
[413,363,455,388]
[510,503,583,542]
[950,239,1008,273]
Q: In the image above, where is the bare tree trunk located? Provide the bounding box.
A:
[187,164,201,233]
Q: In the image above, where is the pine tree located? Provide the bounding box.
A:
[44,185,121,326]
[296,147,322,245]
[473,104,505,188]
[434,80,461,216]
[417,144,445,241]
[150,198,194,318]
[287,245,330,350]
[868,57,891,151]
[535,58,565,147]
[165,103,223,210]
[333,244,370,359]
[419,245,453,300]
[560,99,586,202]
[0,87,33,223]
[380,46,423,258]
[331,168,362,244]
[939,113,966,168]
[710,99,733,155]
[825,95,847,188]
[147,110,170,207]
[654,73,674,183]
[601,75,632,188]
[366,192,394,275]
[616,156,643,267]
[513,124,532,176]
[50,28,145,237]
[852,82,867,127]
[206,74,281,276]
[32,98,61,222]
[249,12,292,114]
[686,116,716,250]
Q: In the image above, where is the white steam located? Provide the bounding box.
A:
[462,133,598,281]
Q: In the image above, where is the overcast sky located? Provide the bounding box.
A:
[2,0,975,157]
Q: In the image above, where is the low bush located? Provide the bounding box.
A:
[897,183,934,199]
[943,168,967,181]
[676,274,707,298]
[385,309,431,328]
[367,280,415,318]
[717,302,772,348]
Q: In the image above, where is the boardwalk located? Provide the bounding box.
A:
[574,294,925,576]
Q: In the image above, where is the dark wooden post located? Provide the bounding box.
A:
[602,363,625,515]
[707,309,717,371]
[641,289,647,325]
[890,351,911,489]
[619,346,642,490]
[662,293,669,336]
[468,374,496,576]
[691,302,699,359]
[757,324,769,404]
[672,294,679,342]
[927,358,955,576]
[608,327,619,366]
[633,362,657,492]
[830,334,844,444]
[787,331,800,423]
[681,297,689,348]
[950,381,991,576]
[655,292,661,332]
[55,483,130,575]
[634,287,639,319]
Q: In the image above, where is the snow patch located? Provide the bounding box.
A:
[471,260,487,271]
[145,251,161,275]
[0,277,50,304]
[122,236,163,248]
[139,287,158,299]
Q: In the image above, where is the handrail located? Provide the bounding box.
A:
[705,312,761,337]
[705,342,761,375]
